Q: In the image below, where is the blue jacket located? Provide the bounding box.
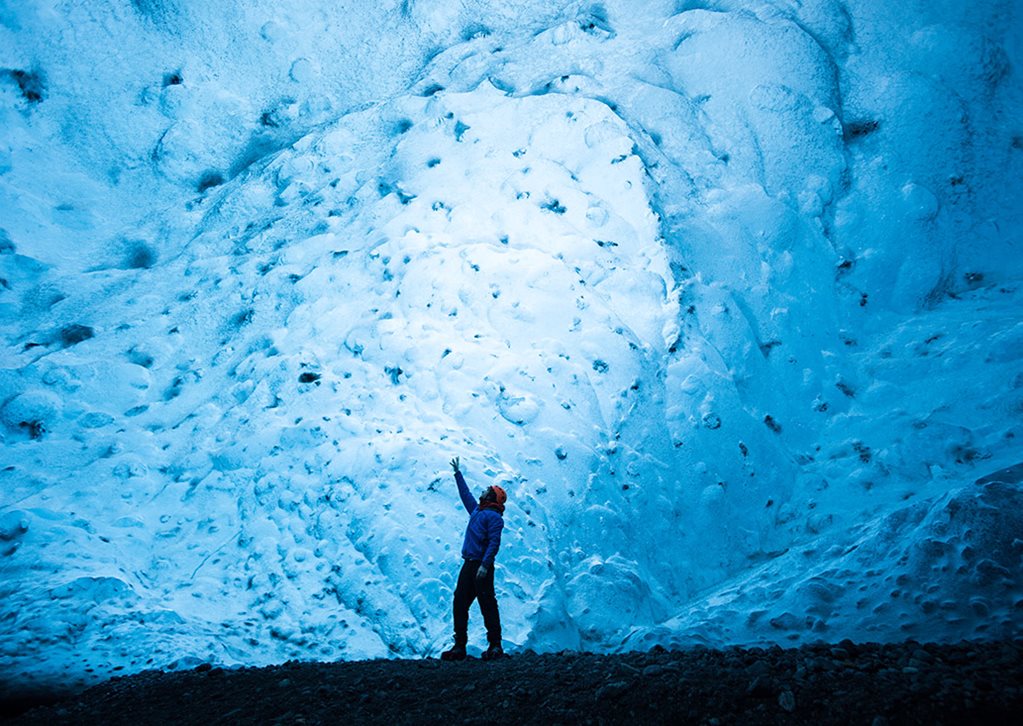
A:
[456,471,504,565]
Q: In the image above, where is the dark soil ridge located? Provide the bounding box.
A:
[5,640,1022,725]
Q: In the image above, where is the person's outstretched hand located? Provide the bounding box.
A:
[450,457,461,474]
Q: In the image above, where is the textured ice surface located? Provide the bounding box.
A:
[0,0,1021,697]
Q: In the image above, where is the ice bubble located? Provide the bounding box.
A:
[41,366,79,391]
[497,390,541,426]
[0,510,29,541]
[78,411,114,429]
[900,182,940,220]
[0,389,62,438]
[583,120,620,149]
[259,20,284,42]
[290,58,317,84]
[586,204,609,226]
[813,106,836,124]
[112,459,149,479]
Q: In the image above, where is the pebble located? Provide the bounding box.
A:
[778,690,796,712]
[747,660,771,678]
[746,676,774,697]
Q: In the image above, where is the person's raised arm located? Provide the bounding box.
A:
[451,457,476,514]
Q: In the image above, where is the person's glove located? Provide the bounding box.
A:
[476,563,490,586]
[450,457,461,474]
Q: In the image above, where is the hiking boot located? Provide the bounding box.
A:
[481,644,504,661]
[441,643,467,661]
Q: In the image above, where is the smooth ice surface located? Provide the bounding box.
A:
[1,0,1021,696]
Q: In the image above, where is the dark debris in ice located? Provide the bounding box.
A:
[835,380,856,398]
[123,240,158,270]
[541,198,567,215]
[0,229,16,254]
[843,119,880,142]
[1,68,45,104]
[196,171,225,193]
[702,413,721,430]
[460,23,491,42]
[59,324,94,348]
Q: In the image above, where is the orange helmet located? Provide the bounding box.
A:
[490,485,507,505]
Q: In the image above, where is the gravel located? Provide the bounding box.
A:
[5,639,1021,725]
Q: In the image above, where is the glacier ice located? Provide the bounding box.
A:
[0,0,1021,697]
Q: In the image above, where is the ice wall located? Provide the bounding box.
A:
[1,0,1021,697]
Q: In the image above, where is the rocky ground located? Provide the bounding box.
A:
[4,640,1021,724]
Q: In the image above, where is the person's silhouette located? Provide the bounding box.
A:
[441,457,507,661]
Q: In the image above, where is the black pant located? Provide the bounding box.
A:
[453,559,501,647]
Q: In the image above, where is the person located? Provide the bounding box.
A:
[441,457,507,661]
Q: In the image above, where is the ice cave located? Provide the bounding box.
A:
[0,0,1020,707]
